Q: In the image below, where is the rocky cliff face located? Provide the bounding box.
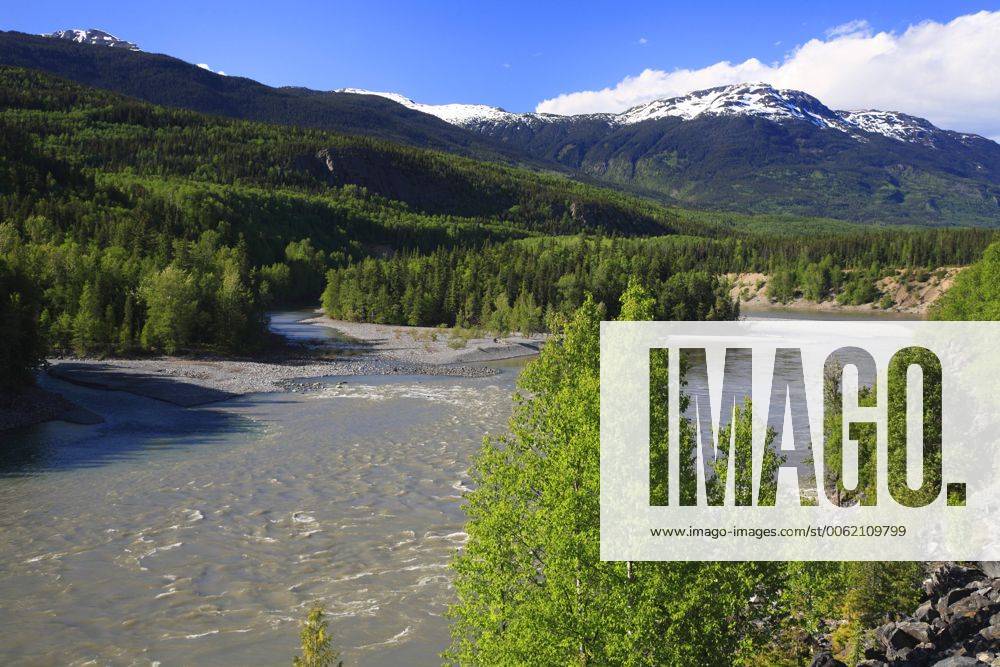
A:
[812,563,1000,667]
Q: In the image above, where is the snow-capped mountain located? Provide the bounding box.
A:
[335,88,552,126]
[614,83,853,131]
[340,82,988,148]
[44,29,139,51]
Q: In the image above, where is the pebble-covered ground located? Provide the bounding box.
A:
[6,312,542,429]
[0,384,78,431]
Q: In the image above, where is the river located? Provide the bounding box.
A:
[0,308,914,665]
[0,312,522,665]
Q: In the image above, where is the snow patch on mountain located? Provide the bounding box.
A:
[614,83,852,132]
[334,88,565,126]
[838,110,947,146]
[340,82,993,146]
[44,29,139,51]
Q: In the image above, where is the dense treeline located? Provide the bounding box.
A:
[322,230,996,330]
[0,66,685,238]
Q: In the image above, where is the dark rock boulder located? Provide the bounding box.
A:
[924,565,985,599]
[916,600,940,623]
[812,563,1000,666]
[929,657,984,666]
[979,563,1000,579]
[810,651,848,667]
[937,588,976,621]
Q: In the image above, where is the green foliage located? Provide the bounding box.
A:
[832,563,925,662]
[0,257,45,389]
[292,607,341,667]
[139,266,199,354]
[320,235,750,330]
[767,268,797,303]
[799,255,842,302]
[448,287,786,665]
[618,276,656,320]
[324,230,993,329]
[836,265,881,306]
[886,347,943,508]
[713,401,782,506]
[933,240,1000,320]
[449,281,939,665]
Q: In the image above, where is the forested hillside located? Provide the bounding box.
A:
[8,29,1000,227]
[467,112,1000,225]
[0,66,702,384]
[0,30,530,163]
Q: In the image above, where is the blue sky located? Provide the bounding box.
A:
[5,1,996,111]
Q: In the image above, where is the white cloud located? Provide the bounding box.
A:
[196,63,226,76]
[535,11,1000,138]
[825,19,871,38]
[638,37,648,45]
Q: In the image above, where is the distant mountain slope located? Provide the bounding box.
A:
[7,28,1000,226]
[375,82,994,149]
[349,83,1000,226]
[465,109,1000,225]
[0,65,682,240]
[0,30,534,164]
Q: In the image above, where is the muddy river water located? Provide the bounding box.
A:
[0,318,521,665]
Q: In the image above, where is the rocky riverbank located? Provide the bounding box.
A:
[728,267,963,316]
[299,313,546,365]
[43,354,500,408]
[812,563,1000,667]
[5,310,540,429]
[0,383,102,431]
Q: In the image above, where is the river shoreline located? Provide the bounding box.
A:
[300,312,546,365]
[0,383,103,432]
[3,311,544,431]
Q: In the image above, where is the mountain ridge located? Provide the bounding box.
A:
[0,30,541,166]
[9,28,1000,226]
[45,28,139,51]
[340,82,994,148]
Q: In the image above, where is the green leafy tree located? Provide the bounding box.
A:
[933,241,1000,319]
[140,265,200,354]
[618,276,655,320]
[0,259,45,389]
[448,284,783,665]
[292,607,341,667]
[72,282,109,354]
[767,269,796,303]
